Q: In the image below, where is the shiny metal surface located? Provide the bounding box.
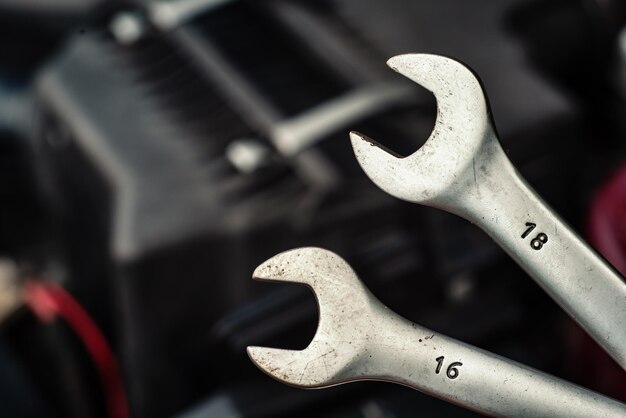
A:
[247,248,626,417]
[349,53,626,370]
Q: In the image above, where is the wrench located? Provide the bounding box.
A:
[349,54,626,369]
[247,247,626,417]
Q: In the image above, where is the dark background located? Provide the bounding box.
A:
[1,0,626,417]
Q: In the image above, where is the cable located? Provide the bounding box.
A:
[588,164,626,274]
[22,281,129,418]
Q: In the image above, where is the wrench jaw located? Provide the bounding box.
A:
[247,345,341,388]
[350,54,496,207]
[247,339,367,389]
[349,131,439,203]
[247,248,372,388]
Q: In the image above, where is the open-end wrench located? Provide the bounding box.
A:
[247,247,626,417]
[349,54,626,370]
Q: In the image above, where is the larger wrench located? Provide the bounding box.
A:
[247,247,626,417]
[349,54,626,369]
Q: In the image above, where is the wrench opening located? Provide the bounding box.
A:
[247,247,373,388]
[350,54,495,205]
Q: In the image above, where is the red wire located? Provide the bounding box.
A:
[22,281,130,418]
[588,164,626,274]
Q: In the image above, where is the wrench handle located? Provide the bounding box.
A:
[372,316,625,417]
[457,138,626,370]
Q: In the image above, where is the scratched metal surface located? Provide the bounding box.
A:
[350,54,626,371]
[248,248,626,417]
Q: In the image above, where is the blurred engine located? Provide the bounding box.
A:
[1,0,626,417]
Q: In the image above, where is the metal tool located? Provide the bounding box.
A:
[349,53,626,370]
[247,247,626,417]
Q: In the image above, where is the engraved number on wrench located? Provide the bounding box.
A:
[435,356,463,379]
[521,222,549,251]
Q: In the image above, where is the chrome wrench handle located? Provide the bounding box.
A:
[248,248,626,417]
[372,308,624,417]
[459,129,626,369]
[349,53,626,369]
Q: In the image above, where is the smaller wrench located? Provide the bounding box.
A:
[247,248,626,417]
[349,54,626,369]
